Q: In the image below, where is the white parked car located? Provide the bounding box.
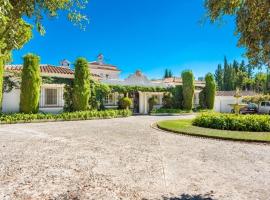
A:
[258,101,270,114]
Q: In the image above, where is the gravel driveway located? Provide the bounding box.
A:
[0,115,270,200]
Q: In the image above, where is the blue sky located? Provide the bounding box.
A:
[12,0,245,79]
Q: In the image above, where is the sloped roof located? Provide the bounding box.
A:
[5,64,74,75]
[102,70,167,87]
[5,64,101,79]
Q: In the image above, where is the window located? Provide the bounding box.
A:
[104,94,113,105]
[45,88,58,106]
[261,102,266,106]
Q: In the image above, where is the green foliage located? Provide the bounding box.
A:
[214,64,223,90]
[214,58,266,92]
[205,0,270,66]
[20,54,41,113]
[193,113,270,132]
[162,93,174,109]
[242,95,270,104]
[181,70,195,110]
[151,108,191,114]
[164,69,173,78]
[254,72,267,93]
[73,57,91,111]
[0,58,3,111]
[89,80,111,110]
[118,97,132,110]
[171,85,183,109]
[0,109,132,124]
[204,73,216,109]
[148,96,158,112]
[199,89,206,108]
[110,85,167,94]
[157,119,270,142]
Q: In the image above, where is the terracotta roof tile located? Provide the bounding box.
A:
[5,64,74,75]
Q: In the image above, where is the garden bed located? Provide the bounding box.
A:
[0,109,132,124]
[157,119,270,142]
[193,113,270,132]
[150,108,192,116]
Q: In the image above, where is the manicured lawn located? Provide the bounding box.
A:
[157,119,270,142]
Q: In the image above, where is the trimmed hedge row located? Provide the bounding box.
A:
[193,113,270,132]
[0,109,132,124]
[151,108,191,114]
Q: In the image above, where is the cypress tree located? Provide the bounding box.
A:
[20,54,41,113]
[73,57,91,111]
[214,64,223,90]
[164,69,169,78]
[0,58,3,111]
[181,70,194,110]
[205,73,216,109]
[223,57,230,91]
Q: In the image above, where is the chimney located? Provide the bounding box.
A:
[60,59,71,68]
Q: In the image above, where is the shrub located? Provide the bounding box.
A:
[181,70,195,110]
[119,97,132,109]
[151,108,191,114]
[73,57,91,111]
[0,109,132,124]
[162,93,174,109]
[199,89,206,108]
[148,96,158,112]
[20,54,41,113]
[193,113,270,132]
[172,85,183,109]
[0,58,3,111]
[205,73,216,109]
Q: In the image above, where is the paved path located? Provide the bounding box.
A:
[0,115,270,200]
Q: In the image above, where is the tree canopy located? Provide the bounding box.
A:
[0,0,88,60]
[205,0,270,66]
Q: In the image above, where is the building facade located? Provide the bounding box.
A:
[3,55,208,114]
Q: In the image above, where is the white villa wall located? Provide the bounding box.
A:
[214,96,244,113]
[2,89,20,113]
[89,67,120,80]
[2,84,65,114]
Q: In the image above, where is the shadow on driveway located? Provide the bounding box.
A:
[143,193,216,200]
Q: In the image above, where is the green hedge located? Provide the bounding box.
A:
[151,108,191,114]
[193,113,270,132]
[0,109,132,124]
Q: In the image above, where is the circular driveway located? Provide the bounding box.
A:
[0,115,270,200]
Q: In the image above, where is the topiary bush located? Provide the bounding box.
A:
[193,113,270,132]
[118,97,132,110]
[181,70,195,110]
[20,54,41,113]
[73,57,91,111]
[205,73,216,109]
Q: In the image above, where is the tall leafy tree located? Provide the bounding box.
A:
[254,72,267,93]
[205,0,270,67]
[73,57,91,111]
[223,57,231,90]
[20,54,41,113]
[214,64,223,90]
[181,70,195,110]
